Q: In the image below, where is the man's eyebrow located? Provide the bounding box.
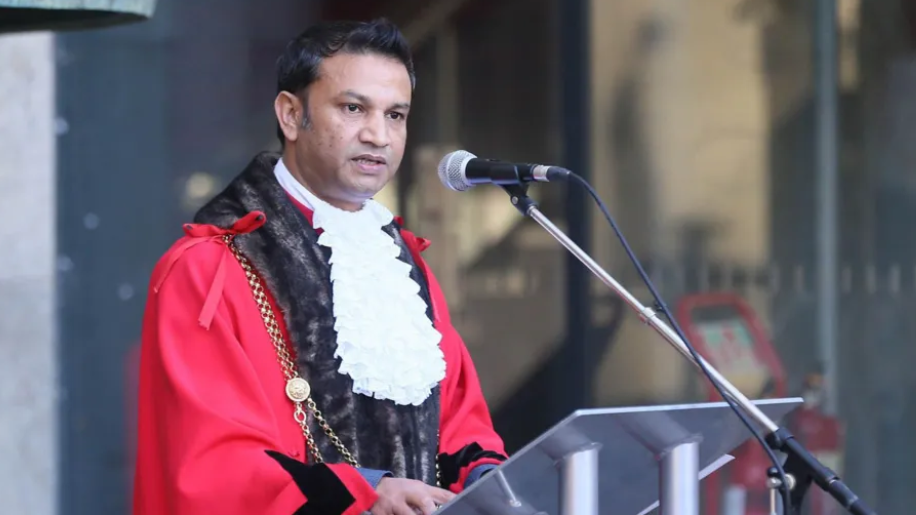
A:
[341,89,410,111]
[341,89,371,104]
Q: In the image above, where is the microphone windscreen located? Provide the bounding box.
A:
[438,150,476,191]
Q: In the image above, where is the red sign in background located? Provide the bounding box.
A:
[676,292,787,515]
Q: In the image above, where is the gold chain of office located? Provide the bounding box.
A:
[225,236,442,486]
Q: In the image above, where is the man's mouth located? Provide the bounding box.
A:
[352,154,387,166]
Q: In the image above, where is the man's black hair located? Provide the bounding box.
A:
[275,18,416,145]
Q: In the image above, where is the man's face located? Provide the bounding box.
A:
[279,52,412,211]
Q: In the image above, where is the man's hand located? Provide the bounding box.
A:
[371,477,456,515]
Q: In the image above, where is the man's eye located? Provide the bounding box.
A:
[345,104,361,113]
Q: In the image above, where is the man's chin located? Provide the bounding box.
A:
[349,177,392,196]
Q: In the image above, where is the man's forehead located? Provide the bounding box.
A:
[316,53,411,98]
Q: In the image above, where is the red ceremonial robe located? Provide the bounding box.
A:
[133,154,506,515]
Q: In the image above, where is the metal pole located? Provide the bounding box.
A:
[659,442,700,515]
[558,445,600,515]
[814,0,839,414]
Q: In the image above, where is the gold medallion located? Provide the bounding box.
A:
[285,377,311,402]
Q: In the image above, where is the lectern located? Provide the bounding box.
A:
[440,398,802,515]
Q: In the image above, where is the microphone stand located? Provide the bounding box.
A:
[499,183,875,515]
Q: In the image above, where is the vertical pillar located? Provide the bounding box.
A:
[0,31,58,515]
[658,442,700,515]
[814,0,839,414]
[558,445,600,515]
[559,0,593,415]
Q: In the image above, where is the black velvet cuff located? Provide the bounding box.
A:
[436,443,508,490]
[266,450,355,515]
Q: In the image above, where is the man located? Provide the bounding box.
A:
[133,18,507,515]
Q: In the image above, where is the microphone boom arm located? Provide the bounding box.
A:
[497,183,875,515]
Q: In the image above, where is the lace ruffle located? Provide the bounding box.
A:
[275,162,446,406]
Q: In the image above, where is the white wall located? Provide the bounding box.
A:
[0,31,58,515]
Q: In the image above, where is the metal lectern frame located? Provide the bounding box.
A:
[439,398,801,515]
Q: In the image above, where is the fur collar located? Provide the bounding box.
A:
[194,151,440,482]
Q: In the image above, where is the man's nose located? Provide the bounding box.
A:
[359,112,391,147]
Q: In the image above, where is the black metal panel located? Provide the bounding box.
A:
[556,0,593,418]
[55,2,316,513]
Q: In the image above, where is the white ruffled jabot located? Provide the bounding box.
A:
[274,159,446,406]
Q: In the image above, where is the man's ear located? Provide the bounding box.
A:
[274,91,304,143]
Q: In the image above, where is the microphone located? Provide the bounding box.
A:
[437,150,571,192]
